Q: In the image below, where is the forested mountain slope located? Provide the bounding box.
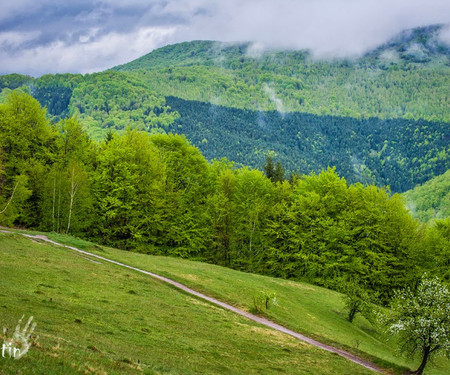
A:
[0,25,448,192]
[165,97,449,192]
[114,25,450,122]
[0,78,448,193]
[403,170,450,222]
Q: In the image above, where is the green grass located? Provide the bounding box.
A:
[2,228,450,374]
[46,231,450,375]
[0,232,375,374]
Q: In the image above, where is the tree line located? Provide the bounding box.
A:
[0,91,448,305]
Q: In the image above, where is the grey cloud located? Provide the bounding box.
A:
[0,0,449,76]
[176,0,450,58]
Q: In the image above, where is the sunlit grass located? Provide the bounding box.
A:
[46,231,450,375]
[1,232,375,374]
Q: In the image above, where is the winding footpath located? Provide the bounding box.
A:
[6,230,386,374]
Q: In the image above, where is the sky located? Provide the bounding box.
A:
[1,0,449,76]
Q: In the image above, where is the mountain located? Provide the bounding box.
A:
[0,25,448,193]
[403,170,450,222]
[114,25,450,122]
[115,25,450,70]
[366,24,450,63]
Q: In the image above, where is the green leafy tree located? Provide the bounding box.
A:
[415,219,450,281]
[341,280,375,323]
[150,133,212,257]
[0,90,56,228]
[232,168,274,271]
[65,161,88,234]
[381,276,450,375]
[403,170,450,223]
[92,129,164,249]
[208,161,236,265]
[0,174,32,226]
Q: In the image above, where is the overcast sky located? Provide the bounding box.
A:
[1,0,449,76]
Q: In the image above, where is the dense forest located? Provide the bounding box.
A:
[0,25,448,196]
[1,91,448,304]
[164,97,449,192]
[403,170,450,223]
[115,25,450,122]
[0,72,178,140]
[0,79,448,193]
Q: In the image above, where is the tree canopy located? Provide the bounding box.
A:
[0,90,447,305]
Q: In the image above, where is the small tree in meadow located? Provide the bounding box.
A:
[380,276,450,375]
[341,280,375,323]
[252,290,278,313]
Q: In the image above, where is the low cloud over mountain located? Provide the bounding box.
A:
[1,0,449,76]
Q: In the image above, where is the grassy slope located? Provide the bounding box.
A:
[2,230,450,374]
[46,232,450,375]
[0,232,373,375]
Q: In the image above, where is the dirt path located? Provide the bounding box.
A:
[12,232,386,373]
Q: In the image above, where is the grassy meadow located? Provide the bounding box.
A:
[1,229,449,374]
[0,231,373,374]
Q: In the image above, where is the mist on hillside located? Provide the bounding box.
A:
[0,0,449,75]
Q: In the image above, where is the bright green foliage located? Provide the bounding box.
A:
[380,276,450,375]
[413,219,450,281]
[0,174,32,226]
[113,26,450,122]
[91,129,164,249]
[54,117,94,164]
[0,91,441,304]
[341,185,419,301]
[42,118,94,234]
[128,62,450,122]
[0,91,56,226]
[207,160,236,265]
[69,71,179,139]
[148,133,212,257]
[403,170,450,223]
[0,90,54,168]
[261,169,419,302]
[230,168,275,271]
[40,162,92,234]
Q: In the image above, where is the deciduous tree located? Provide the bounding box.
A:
[381,276,450,375]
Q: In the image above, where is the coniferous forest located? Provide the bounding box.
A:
[164,96,449,193]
